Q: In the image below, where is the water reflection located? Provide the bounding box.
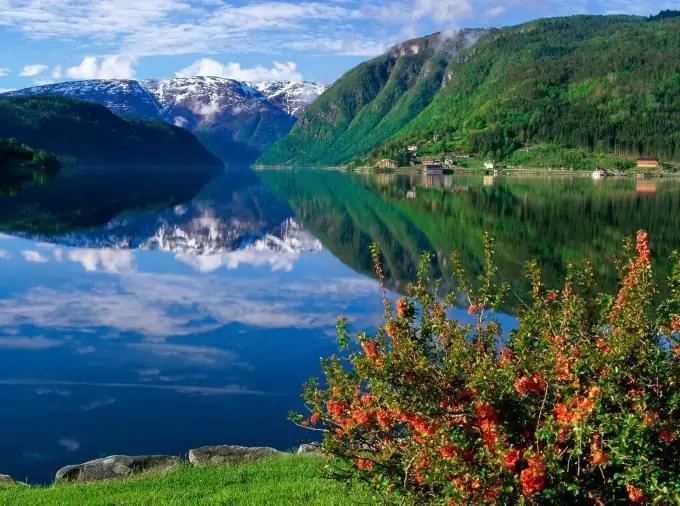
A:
[2,167,679,482]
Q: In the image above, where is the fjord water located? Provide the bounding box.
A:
[1,168,679,483]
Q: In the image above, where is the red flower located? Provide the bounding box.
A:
[671,315,680,332]
[520,455,546,496]
[498,348,514,367]
[310,413,320,425]
[660,428,676,443]
[505,448,520,471]
[514,373,546,396]
[356,458,373,471]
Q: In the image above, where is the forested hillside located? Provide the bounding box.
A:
[261,13,680,167]
[0,96,223,168]
[258,30,489,166]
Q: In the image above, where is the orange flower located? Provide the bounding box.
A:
[396,298,408,319]
[643,412,659,427]
[301,420,310,427]
[626,484,645,503]
[547,291,558,302]
[591,450,607,466]
[362,340,380,360]
[310,412,320,425]
[360,394,373,405]
[674,345,680,358]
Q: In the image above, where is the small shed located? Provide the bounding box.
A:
[407,145,418,152]
[484,161,495,170]
[637,158,660,169]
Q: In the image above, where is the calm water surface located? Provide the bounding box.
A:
[0,168,678,482]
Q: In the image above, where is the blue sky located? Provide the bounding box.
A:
[0,0,675,91]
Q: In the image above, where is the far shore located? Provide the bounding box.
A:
[252,164,680,178]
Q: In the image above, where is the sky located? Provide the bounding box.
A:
[0,0,675,92]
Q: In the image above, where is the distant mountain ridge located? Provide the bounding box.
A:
[0,95,222,169]
[3,77,327,165]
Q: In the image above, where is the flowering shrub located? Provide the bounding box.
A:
[292,232,680,504]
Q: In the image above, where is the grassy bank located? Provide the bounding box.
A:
[0,456,371,506]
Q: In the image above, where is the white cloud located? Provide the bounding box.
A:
[0,68,9,77]
[80,398,116,411]
[176,59,303,82]
[0,249,10,259]
[173,116,189,128]
[483,5,507,18]
[19,64,48,77]
[58,438,80,452]
[52,65,62,79]
[67,249,135,273]
[21,250,49,263]
[67,56,136,80]
[76,345,96,354]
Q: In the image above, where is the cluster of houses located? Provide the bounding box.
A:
[375,145,482,174]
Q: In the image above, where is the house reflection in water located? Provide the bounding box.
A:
[484,175,496,187]
[636,180,657,194]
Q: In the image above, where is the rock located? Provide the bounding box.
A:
[188,445,281,467]
[55,455,180,483]
[0,474,16,486]
[296,443,322,455]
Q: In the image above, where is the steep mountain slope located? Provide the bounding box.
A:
[261,13,680,167]
[258,29,490,166]
[391,14,680,162]
[0,96,222,168]
[250,81,328,117]
[4,78,326,165]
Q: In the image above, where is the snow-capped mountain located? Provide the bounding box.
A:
[249,81,327,117]
[3,80,162,120]
[3,77,326,163]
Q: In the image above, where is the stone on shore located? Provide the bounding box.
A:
[188,445,281,467]
[55,455,180,483]
[297,443,322,455]
[0,474,17,486]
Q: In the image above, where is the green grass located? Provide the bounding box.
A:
[0,456,373,506]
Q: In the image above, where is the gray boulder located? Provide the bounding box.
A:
[297,443,322,455]
[188,445,281,467]
[55,455,180,483]
[0,474,16,486]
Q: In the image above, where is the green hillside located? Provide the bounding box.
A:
[258,30,489,167]
[261,13,680,168]
[0,96,223,169]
